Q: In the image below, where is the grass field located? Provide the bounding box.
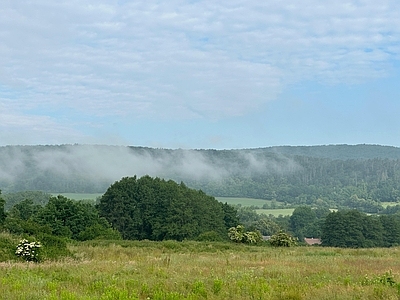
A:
[52,193,103,201]
[215,197,272,207]
[1,239,400,299]
[256,208,295,217]
[381,202,400,208]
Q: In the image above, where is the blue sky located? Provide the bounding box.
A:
[1,0,400,149]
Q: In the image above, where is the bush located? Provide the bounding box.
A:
[0,232,19,262]
[77,224,122,241]
[269,231,298,247]
[228,225,262,244]
[196,231,225,242]
[15,239,42,262]
[36,234,72,260]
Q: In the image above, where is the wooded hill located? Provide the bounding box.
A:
[1,144,400,212]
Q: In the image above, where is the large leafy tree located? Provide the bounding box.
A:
[97,176,233,241]
[322,210,385,248]
[290,206,316,239]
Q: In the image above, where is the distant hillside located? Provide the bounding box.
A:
[258,144,400,160]
[1,144,400,213]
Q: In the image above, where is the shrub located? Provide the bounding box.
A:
[228,225,262,244]
[196,231,225,242]
[244,231,263,244]
[15,239,42,262]
[0,232,19,262]
[37,234,72,260]
[269,230,297,247]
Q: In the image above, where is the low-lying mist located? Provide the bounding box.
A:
[0,145,301,193]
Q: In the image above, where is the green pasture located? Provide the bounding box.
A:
[216,197,272,207]
[381,201,400,208]
[256,208,295,216]
[52,193,103,201]
[1,238,400,300]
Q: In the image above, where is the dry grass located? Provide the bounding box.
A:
[1,241,400,299]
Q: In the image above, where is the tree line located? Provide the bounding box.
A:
[238,205,400,248]
[2,178,400,248]
[0,176,238,242]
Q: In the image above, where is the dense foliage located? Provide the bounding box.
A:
[97,176,237,241]
[321,210,400,248]
[2,193,120,241]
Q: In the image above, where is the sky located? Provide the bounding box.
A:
[1,0,400,149]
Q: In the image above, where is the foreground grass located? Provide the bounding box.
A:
[1,240,400,299]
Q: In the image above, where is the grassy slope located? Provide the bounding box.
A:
[256,208,295,217]
[1,240,400,299]
[215,197,271,207]
[52,193,103,201]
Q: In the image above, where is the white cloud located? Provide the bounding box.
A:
[0,0,400,136]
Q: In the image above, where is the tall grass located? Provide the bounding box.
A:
[1,239,400,299]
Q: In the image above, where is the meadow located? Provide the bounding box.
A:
[1,239,400,299]
[215,197,272,207]
[255,208,295,217]
[52,193,103,202]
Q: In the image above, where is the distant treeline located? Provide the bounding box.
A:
[1,144,400,211]
[3,181,400,248]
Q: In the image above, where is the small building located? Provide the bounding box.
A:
[304,238,322,245]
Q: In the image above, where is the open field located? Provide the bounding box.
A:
[216,197,272,207]
[256,208,295,217]
[381,202,400,208]
[1,240,400,299]
[52,193,103,201]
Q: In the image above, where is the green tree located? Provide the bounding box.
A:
[322,210,385,248]
[8,199,42,221]
[290,206,317,239]
[36,195,114,240]
[0,190,6,224]
[97,176,229,241]
[380,215,400,247]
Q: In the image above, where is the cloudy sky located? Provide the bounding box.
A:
[1,0,400,149]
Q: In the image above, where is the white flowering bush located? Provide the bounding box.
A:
[228,225,262,244]
[15,239,42,262]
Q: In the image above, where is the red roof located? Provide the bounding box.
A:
[304,238,321,245]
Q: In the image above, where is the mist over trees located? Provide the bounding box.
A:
[1,144,400,212]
